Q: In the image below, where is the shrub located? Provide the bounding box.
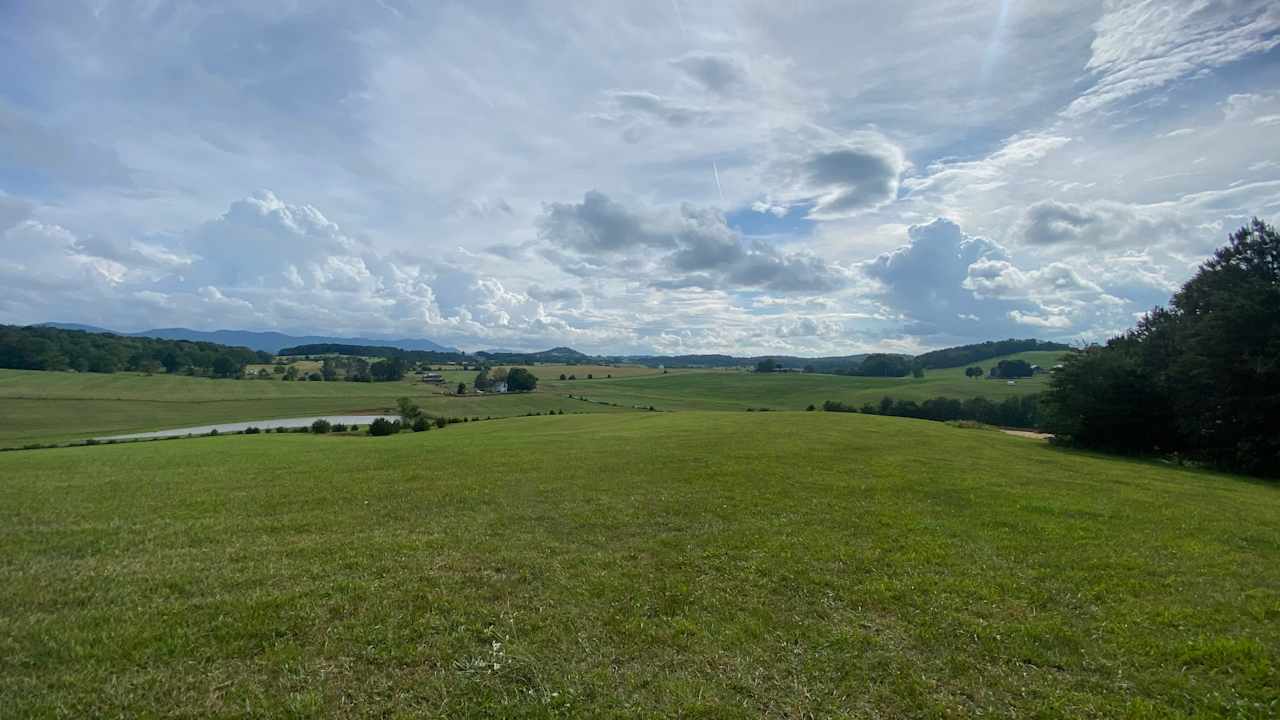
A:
[435,416,448,429]
[368,417,399,436]
[311,419,332,434]
[244,426,261,435]
[209,428,219,436]
[411,416,430,432]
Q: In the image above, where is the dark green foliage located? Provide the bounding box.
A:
[755,358,779,373]
[990,359,1033,378]
[506,367,538,392]
[847,354,914,377]
[0,324,268,376]
[368,418,400,436]
[456,382,466,395]
[369,357,406,382]
[311,419,332,434]
[965,366,984,379]
[806,404,816,411]
[434,416,448,429]
[243,426,261,435]
[559,374,567,380]
[396,397,421,425]
[826,395,1041,429]
[916,339,1071,369]
[306,372,323,381]
[1045,219,1280,476]
[411,416,430,432]
[330,423,348,433]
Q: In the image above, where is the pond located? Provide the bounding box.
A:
[95,415,397,441]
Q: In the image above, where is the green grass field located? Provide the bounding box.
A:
[541,352,1061,412]
[0,353,1058,447]
[0,369,624,447]
[2,412,1276,717]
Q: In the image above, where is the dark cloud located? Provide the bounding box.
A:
[669,52,749,96]
[1019,199,1102,245]
[538,192,847,293]
[603,91,711,129]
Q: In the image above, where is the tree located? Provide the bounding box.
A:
[283,365,299,381]
[396,396,421,424]
[474,368,492,391]
[755,358,779,373]
[311,419,332,434]
[321,358,337,381]
[559,374,567,380]
[368,418,399,436]
[991,359,1033,378]
[1043,219,1280,476]
[965,366,984,379]
[370,357,406,382]
[411,416,430,432]
[456,382,466,395]
[506,367,538,392]
[911,365,925,378]
[211,355,239,378]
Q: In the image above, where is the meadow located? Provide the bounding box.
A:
[0,369,622,447]
[1,412,1276,717]
[541,351,1062,412]
[0,353,1055,447]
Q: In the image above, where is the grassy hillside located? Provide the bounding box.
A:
[0,352,1058,446]
[540,353,1060,412]
[0,369,624,447]
[1,412,1276,717]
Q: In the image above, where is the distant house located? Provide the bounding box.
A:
[1030,364,1042,374]
[420,372,444,384]
[491,381,507,393]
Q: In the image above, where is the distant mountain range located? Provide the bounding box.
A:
[37,323,457,354]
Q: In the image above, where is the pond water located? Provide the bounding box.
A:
[95,415,397,441]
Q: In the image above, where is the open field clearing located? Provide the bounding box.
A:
[1,412,1276,717]
[0,370,626,447]
[541,357,1055,412]
[0,355,1050,446]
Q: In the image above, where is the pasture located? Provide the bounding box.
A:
[2,412,1276,717]
[541,352,1061,412]
[0,369,622,447]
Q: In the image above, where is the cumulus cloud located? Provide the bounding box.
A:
[537,191,848,293]
[863,218,1121,340]
[775,316,840,338]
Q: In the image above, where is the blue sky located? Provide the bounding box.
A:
[1,0,1278,354]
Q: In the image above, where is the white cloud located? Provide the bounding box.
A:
[1064,1,1280,118]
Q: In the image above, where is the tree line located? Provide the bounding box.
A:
[0,325,269,376]
[1043,219,1279,477]
[822,394,1041,429]
[916,339,1070,370]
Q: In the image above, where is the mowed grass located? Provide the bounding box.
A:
[2,412,1277,718]
[0,369,628,447]
[542,360,1055,412]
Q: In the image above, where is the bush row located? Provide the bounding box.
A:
[821,394,1042,429]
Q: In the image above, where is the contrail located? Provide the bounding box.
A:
[712,161,724,204]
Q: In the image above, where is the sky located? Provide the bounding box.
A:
[1,0,1278,355]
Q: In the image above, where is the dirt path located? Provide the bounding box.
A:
[1001,429,1054,440]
